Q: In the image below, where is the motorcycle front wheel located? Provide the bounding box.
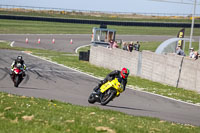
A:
[88,93,96,104]
[14,75,19,87]
[100,89,116,105]
[14,75,22,87]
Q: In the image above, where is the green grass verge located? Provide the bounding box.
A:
[0,19,200,36]
[1,92,200,133]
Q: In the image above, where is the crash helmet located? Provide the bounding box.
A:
[17,55,23,61]
[120,68,129,79]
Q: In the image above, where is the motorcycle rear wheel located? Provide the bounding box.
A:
[100,89,116,105]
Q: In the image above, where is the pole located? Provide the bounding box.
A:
[189,0,197,49]
[199,37,200,53]
[183,40,185,52]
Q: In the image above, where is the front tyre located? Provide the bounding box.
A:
[100,89,116,105]
[14,75,22,88]
[88,93,96,104]
[14,75,19,87]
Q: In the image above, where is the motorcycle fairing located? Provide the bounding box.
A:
[100,78,123,96]
[13,67,22,74]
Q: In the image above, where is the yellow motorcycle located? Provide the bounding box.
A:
[88,78,123,105]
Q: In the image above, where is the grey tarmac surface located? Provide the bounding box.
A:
[1,49,200,126]
[0,34,199,53]
[0,35,200,126]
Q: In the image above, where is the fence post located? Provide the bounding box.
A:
[137,52,142,76]
[176,56,184,88]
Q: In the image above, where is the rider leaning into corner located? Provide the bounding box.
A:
[93,67,130,95]
[10,55,27,77]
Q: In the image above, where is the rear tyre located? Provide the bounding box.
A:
[88,93,96,104]
[100,89,116,105]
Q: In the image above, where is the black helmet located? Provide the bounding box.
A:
[17,55,23,61]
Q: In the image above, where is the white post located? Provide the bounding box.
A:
[189,0,197,49]
[199,37,200,53]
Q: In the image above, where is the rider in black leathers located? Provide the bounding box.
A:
[93,68,129,95]
[10,55,26,78]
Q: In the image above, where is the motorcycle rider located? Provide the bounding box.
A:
[10,55,26,78]
[93,67,129,95]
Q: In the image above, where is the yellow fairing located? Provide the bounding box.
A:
[100,78,123,96]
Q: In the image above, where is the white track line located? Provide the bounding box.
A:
[28,68,80,73]
[23,52,103,80]
[10,41,15,47]
[75,44,91,54]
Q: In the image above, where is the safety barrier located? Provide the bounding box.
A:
[0,15,200,28]
[89,46,200,92]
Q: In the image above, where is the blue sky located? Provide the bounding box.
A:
[1,0,200,16]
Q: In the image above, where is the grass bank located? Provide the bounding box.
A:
[1,92,200,133]
[0,19,200,36]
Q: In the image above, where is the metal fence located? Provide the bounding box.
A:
[0,4,200,17]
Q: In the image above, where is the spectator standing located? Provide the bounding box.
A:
[113,41,119,48]
[134,41,140,51]
[189,48,195,58]
[128,42,134,52]
[176,46,185,56]
[122,42,128,51]
[109,40,114,48]
[190,48,199,60]
[193,51,199,60]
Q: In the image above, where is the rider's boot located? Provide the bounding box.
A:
[10,72,14,81]
[23,72,26,77]
[93,84,102,96]
[9,70,13,77]
[93,82,102,92]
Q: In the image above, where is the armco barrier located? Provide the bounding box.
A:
[0,15,200,28]
[89,46,200,92]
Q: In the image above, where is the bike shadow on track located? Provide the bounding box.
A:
[104,104,156,112]
[18,86,47,90]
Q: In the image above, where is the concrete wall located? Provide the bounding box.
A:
[178,58,200,91]
[89,46,139,76]
[89,46,200,92]
[141,51,184,87]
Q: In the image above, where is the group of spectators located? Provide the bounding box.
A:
[176,46,199,60]
[122,41,140,52]
[108,40,140,52]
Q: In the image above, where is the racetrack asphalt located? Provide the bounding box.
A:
[0,34,200,126]
[0,34,199,53]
